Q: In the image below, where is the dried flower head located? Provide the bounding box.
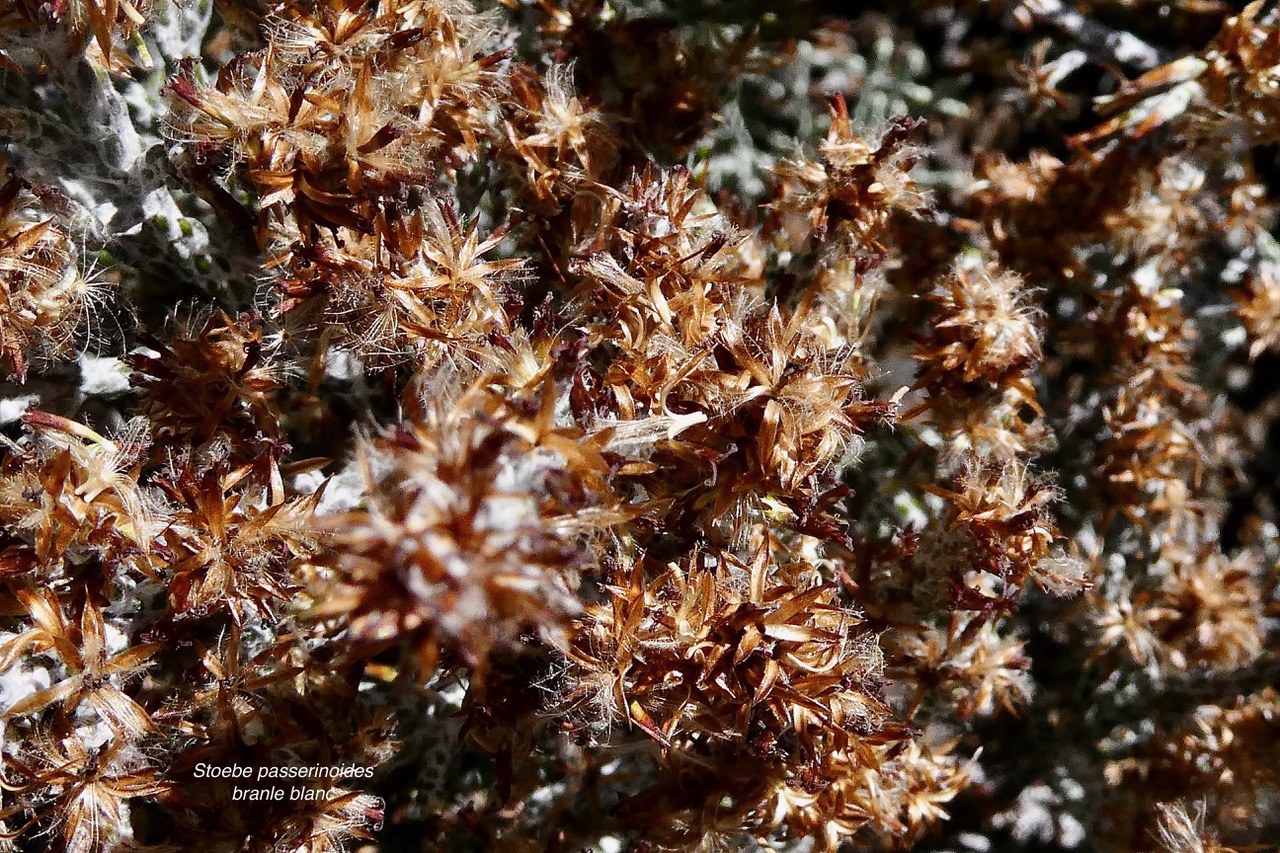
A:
[0,412,161,580]
[504,61,618,205]
[274,196,531,361]
[0,726,168,853]
[126,309,285,458]
[2,592,160,739]
[770,96,926,262]
[920,263,1042,392]
[1235,261,1280,360]
[564,541,890,755]
[0,176,110,382]
[152,451,324,627]
[312,372,616,676]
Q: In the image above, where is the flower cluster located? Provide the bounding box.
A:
[3,0,1280,851]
